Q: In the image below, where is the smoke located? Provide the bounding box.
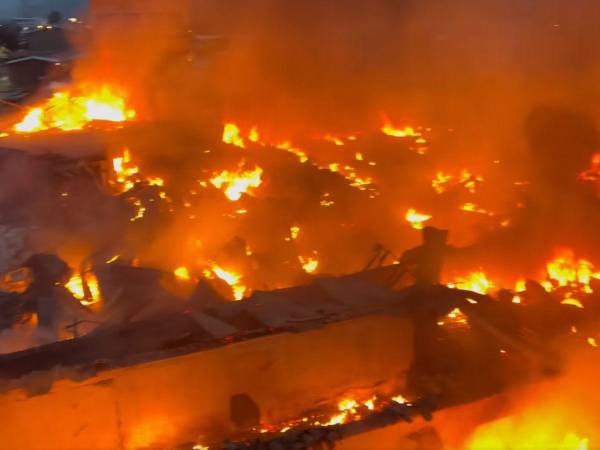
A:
[55,0,600,288]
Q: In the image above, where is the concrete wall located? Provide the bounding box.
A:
[0,314,414,449]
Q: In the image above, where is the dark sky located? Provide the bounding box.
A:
[0,0,87,19]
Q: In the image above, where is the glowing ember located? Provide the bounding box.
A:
[299,256,319,274]
[210,166,263,201]
[561,296,584,309]
[248,126,260,143]
[405,208,432,230]
[222,123,245,148]
[459,169,484,193]
[111,148,140,193]
[448,272,495,295]
[289,226,300,240]
[460,203,495,216]
[13,85,135,133]
[432,171,453,193]
[437,307,469,327]
[65,272,101,306]
[391,394,407,404]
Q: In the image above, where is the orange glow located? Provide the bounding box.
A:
[14,85,135,133]
[579,152,600,181]
[65,272,101,306]
[210,166,263,201]
[448,271,495,295]
[468,426,588,450]
[405,208,432,230]
[323,134,345,146]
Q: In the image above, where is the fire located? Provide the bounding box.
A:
[299,256,319,273]
[543,249,600,293]
[460,203,495,216]
[111,148,140,193]
[206,264,246,300]
[405,208,432,230]
[381,123,421,139]
[432,170,484,194]
[222,123,245,148]
[437,307,469,327]
[289,226,300,240]
[323,398,359,426]
[432,171,453,193]
[210,166,263,201]
[248,126,260,143]
[14,108,46,133]
[468,426,589,450]
[323,134,345,146]
[448,271,495,295]
[391,394,407,404]
[13,85,135,133]
[65,272,101,306]
[174,266,191,281]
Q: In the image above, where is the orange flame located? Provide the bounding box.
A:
[405,208,432,230]
[65,272,101,306]
[205,264,247,301]
[174,266,191,281]
[14,85,135,133]
[222,123,246,148]
[210,166,263,201]
[448,271,495,295]
[299,255,319,273]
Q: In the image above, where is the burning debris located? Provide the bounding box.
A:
[13,85,136,133]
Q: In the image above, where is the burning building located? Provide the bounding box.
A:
[0,1,598,449]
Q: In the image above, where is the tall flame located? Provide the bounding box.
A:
[14,85,135,133]
[210,166,263,201]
